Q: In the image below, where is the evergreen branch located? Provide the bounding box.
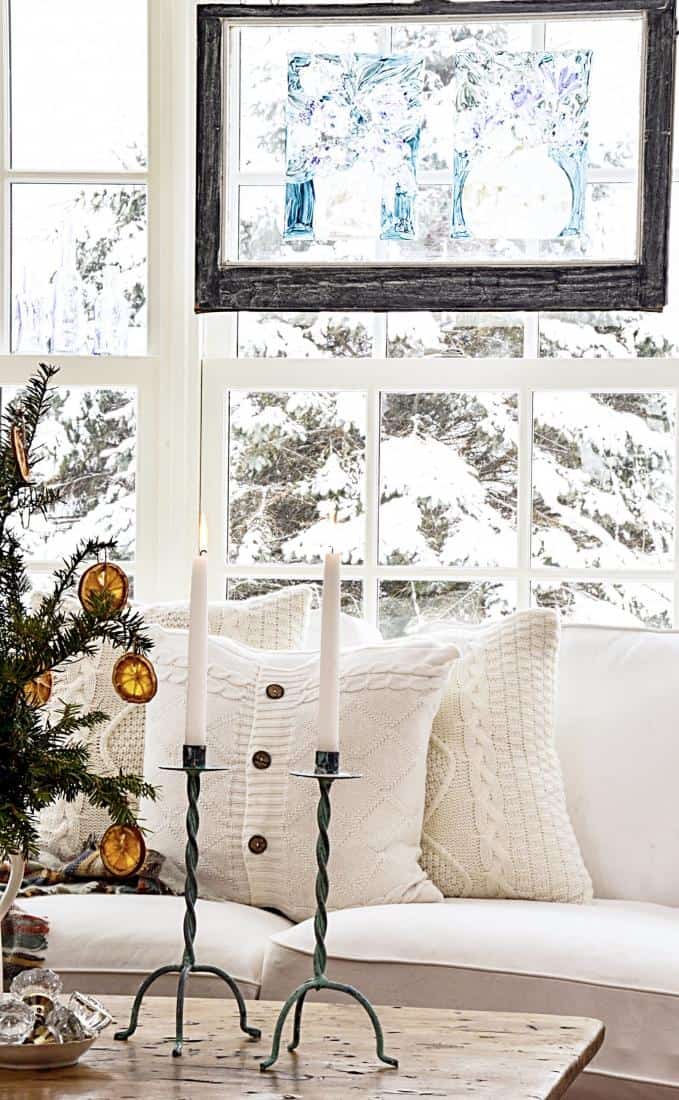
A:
[0,367,155,858]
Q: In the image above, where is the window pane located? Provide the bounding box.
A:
[387,312,523,357]
[539,187,679,357]
[532,580,673,629]
[226,577,363,617]
[532,392,676,568]
[238,24,386,173]
[4,386,136,561]
[10,0,147,170]
[379,579,515,638]
[379,392,518,567]
[228,391,366,565]
[237,314,373,357]
[545,18,642,173]
[12,184,147,355]
[229,18,642,264]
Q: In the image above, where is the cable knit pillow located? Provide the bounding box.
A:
[141,630,458,919]
[37,586,313,860]
[420,609,591,903]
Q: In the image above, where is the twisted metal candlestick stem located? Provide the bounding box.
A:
[182,770,200,967]
[260,757,398,1072]
[114,755,261,1056]
[312,778,331,979]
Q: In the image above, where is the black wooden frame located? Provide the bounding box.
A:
[196,0,676,313]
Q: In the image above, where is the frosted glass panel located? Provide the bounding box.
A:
[285,53,424,241]
[452,49,592,241]
[11,0,147,170]
[12,184,147,355]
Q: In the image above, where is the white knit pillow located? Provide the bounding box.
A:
[141,629,458,919]
[37,586,313,859]
[421,609,592,903]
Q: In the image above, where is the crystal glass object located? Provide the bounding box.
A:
[11,968,63,1004]
[45,1006,89,1044]
[285,52,424,241]
[68,992,112,1035]
[451,48,592,241]
[0,995,36,1045]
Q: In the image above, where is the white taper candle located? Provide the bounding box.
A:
[318,550,341,753]
[185,517,209,747]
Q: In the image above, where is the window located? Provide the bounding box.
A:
[3,2,678,633]
[0,0,153,592]
[196,0,675,311]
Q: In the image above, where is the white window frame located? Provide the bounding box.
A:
[201,353,679,628]
[0,0,203,603]
[2,0,679,630]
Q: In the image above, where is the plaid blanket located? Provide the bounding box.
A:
[1,842,176,990]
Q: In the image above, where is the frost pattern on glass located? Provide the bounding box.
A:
[285,53,424,241]
[532,392,675,569]
[452,48,592,241]
[228,391,366,565]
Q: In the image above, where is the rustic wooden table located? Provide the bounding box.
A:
[0,995,605,1099]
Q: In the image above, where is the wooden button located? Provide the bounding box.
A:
[252,750,271,770]
[265,683,285,700]
[248,835,268,855]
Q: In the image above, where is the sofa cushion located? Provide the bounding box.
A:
[557,624,679,907]
[420,610,592,903]
[261,898,679,1094]
[21,894,291,999]
[142,631,457,918]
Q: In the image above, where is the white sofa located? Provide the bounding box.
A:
[24,623,679,1098]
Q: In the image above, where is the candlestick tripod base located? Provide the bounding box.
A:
[259,751,397,1072]
[114,746,261,1056]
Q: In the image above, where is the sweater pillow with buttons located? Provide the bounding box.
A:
[140,627,458,919]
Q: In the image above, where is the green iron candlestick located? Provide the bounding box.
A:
[114,744,261,1057]
[259,749,398,1072]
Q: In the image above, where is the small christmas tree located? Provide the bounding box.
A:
[0,363,156,859]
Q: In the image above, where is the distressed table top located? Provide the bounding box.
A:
[0,995,604,1099]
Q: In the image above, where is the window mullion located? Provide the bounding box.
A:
[0,0,9,354]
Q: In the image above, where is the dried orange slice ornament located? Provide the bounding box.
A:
[23,671,53,708]
[112,652,157,704]
[11,425,30,484]
[78,562,129,615]
[99,823,146,878]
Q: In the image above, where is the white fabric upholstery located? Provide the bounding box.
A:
[142,631,457,917]
[557,624,679,907]
[261,898,679,1096]
[421,610,592,902]
[24,894,291,999]
[303,608,383,649]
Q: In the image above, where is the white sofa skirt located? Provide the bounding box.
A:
[261,898,679,1098]
[25,893,292,999]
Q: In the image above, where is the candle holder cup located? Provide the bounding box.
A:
[259,749,398,1072]
[114,744,261,1056]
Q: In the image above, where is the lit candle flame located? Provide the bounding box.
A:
[199,514,208,555]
